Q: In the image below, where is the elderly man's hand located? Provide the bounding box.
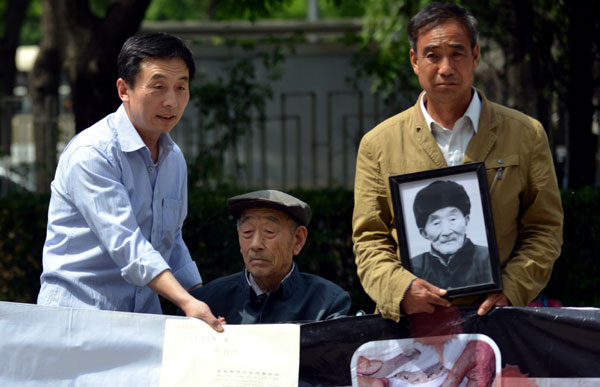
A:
[400,278,451,315]
[477,292,509,316]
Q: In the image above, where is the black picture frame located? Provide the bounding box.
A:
[389,162,502,299]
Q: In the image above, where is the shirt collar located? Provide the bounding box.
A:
[114,104,175,158]
[420,88,481,133]
[245,262,296,296]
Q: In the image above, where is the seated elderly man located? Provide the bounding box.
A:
[188,189,351,324]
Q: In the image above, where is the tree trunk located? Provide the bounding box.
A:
[30,0,61,192]
[0,0,29,95]
[565,0,597,189]
[59,0,151,133]
[464,0,569,185]
[29,0,151,192]
[0,0,30,154]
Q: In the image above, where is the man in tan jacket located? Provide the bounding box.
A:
[352,2,563,321]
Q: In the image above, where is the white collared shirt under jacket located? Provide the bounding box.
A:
[420,89,482,166]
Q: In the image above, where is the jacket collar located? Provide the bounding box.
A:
[244,263,299,300]
[412,89,497,166]
[114,104,175,160]
[463,90,497,163]
[413,93,447,168]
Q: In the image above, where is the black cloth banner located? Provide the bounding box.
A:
[299,306,600,386]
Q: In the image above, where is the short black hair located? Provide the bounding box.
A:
[117,32,195,87]
[413,180,471,229]
[407,2,479,53]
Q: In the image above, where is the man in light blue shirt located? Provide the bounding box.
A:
[38,33,224,332]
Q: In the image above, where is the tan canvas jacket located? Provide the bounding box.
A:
[352,90,564,321]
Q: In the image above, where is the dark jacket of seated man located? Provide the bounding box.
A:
[190,263,350,324]
[185,189,351,324]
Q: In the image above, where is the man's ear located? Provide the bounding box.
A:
[464,214,470,226]
[116,78,130,103]
[409,48,419,75]
[419,228,429,240]
[292,226,308,256]
[472,43,480,68]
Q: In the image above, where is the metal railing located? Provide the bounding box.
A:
[1,88,382,192]
[172,88,381,189]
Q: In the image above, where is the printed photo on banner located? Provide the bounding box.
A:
[351,334,502,387]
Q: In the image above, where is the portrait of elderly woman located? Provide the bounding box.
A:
[410,180,492,290]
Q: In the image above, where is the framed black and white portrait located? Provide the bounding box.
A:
[389,162,502,299]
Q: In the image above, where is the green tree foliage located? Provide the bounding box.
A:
[145,0,290,21]
[460,0,600,189]
[29,0,152,193]
[0,1,30,95]
[144,0,363,21]
[8,0,41,46]
[267,0,365,19]
[145,0,212,20]
[350,0,427,114]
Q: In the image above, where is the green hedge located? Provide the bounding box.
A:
[0,193,49,303]
[0,187,598,313]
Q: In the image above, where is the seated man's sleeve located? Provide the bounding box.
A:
[323,290,351,320]
[501,124,564,306]
[352,136,417,322]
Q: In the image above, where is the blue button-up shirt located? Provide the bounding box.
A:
[38,104,201,313]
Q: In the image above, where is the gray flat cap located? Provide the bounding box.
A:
[228,189,312,226]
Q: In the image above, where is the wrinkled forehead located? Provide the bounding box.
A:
[239,207,291,225]
[427,206,466,220]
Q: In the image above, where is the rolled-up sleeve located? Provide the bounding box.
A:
[324,291,352,320]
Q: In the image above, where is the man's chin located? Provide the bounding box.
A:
[247,264,271,275]
[433,244,460,256]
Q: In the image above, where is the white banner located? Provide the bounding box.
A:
[0,302,299,387]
